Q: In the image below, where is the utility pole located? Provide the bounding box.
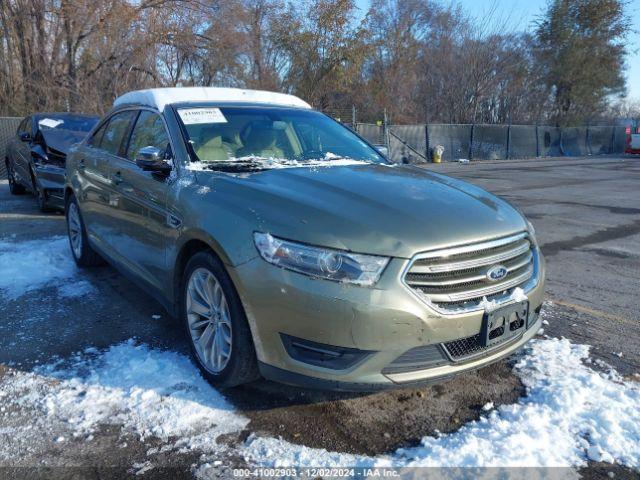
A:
[383,108,390,150]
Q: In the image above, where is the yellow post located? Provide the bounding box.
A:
[432,145,444,163]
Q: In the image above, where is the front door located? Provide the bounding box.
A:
[106,109,173,293]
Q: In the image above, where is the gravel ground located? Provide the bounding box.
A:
[0,155,638,479]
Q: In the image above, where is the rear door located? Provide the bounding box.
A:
[104,109,173,292]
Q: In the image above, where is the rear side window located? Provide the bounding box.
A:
[126,111,171,161]
[99,111,136,156]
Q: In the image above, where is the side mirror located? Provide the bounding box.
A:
[19,132,31,142]
[135,146,172,175]
[375,145,389,157]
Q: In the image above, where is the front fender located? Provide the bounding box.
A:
[173,227,238,267]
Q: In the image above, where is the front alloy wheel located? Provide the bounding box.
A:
[182,251,259,388]
[186,268,233,373]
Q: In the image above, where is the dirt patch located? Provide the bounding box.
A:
[579,462,640,480]
[0,414,201,479]
[232,360,524,456]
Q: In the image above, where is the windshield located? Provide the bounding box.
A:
[175,106,386,170]
[38,115,98,132]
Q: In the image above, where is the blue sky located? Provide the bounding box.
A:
[355,0,640,101]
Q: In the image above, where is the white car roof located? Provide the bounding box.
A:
[113,87,312,111]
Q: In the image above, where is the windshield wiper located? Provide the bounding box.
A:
[202,159,268,172]
[294,154,346,163]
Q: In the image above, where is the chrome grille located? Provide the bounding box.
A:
[404,232,535,312]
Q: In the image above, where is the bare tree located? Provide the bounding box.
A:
[535,0,630,126]
[0,0,632,124]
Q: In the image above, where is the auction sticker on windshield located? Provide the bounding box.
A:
[39,118,64,128]
[178,108,227,124]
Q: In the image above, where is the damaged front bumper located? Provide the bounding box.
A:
[228,249,546,391]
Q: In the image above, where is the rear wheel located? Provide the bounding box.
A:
[182,251,259,388]
[66,194,102,267]
[6,159,26,195]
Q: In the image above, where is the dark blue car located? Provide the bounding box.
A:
[5,112,99,211]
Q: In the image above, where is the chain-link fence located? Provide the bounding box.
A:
[588,127,613,155]
[356,122,626,163]
[388,125,427,163]
[355,123,385,145]
[509,125,538,158]
[1,117,22,178]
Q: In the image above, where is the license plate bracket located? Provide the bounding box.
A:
[481,300,529,347]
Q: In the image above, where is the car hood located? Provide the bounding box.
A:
[197,163,527,259]
[40,129,87,154]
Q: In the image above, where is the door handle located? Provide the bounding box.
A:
[112,172,123,185]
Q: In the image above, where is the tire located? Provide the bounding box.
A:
[182,251,260,388]
[32,175,51,212]
[6,159,26,195]
[66,193,102,267]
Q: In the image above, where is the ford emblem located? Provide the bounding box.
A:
[486,265,508,282]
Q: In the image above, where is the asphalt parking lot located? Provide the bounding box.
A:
[0,155,638,478]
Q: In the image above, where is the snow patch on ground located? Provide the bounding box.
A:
[3,340,247,453]
[57,280,96,299]
[2,311,638,473]
[0,236,79,299]
[242,338,640,469]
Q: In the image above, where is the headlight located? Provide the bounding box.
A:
[254,233,389,286]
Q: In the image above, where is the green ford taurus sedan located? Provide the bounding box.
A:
[64,87,545,390]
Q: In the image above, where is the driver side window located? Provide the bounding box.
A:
[126,111,171,161]
[17,117,32,136]
[17,118,27,134]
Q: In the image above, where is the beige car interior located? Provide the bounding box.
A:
[189,118,303,162]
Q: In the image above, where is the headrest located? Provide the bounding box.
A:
[201,135,223,148]
[244,122,277,148]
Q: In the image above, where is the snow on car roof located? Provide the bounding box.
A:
[113,87,312,111]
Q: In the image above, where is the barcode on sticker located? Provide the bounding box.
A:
[178,108,227,125]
